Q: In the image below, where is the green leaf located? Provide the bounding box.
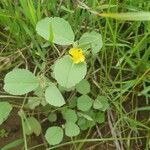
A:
[49,22,53,44]
[62,108,77,123]
[24,117,41,136]
[26,97,40,110]
[94,111,105,124]
[4,69,39,95]
[36,17,75,45]
[93,96,109,111]
[77,117,95,131]
[127,117,149,129]
[76,79,90,94]
[34,86,44,97]
[138,86,150,97]
[45,126,63,145]
[68,96,77,108]
[45,83,65,107]
[48,113,57,122]
[133,106,150,112]
[93,98,103,110]
[99,12,150,21]
[77,117,86,130]
[77,112,93,121]
[0,102,12,125]
[58,85,75,92]
[54,55,87,88]
[79,31,103,54]
[86,110,95,118]
[65,122,80,137]
[1,138,23,150]
[77,95,93,111]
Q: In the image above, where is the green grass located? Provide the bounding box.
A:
[0,0,150,150]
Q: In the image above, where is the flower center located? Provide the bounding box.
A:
[69,48,85,64]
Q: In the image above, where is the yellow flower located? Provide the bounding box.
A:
[69,48,85,64]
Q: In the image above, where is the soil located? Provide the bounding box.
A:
[0,108,45,150]
[0,108,115,150]
[0,95,148,150]
[0,108,22,149]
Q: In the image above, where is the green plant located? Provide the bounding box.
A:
[2,17,106,146]
[0,129,8,138]
[1,1,150,149]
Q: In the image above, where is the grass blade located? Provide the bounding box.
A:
[98,12,150,21]
[1,139,23,150]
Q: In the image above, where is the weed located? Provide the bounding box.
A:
[0,0,150,150]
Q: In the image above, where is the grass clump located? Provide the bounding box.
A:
[0,0,150,150]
